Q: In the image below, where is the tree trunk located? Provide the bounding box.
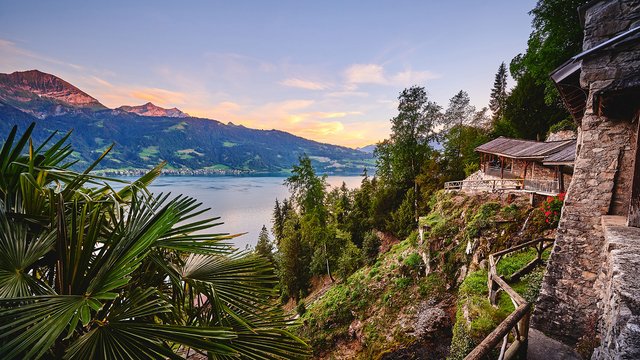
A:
[325,243,334,282]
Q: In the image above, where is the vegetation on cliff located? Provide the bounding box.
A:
[292,191,552,359]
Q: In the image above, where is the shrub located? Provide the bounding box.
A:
[395,277,412,289]
[465,202,501,240]
[336,240,364,279]
[407,230,419,246]
[296,301,307,316]
[548,118,577,134]
[540,192,565,228]
[362,231,381,265]
[403,252,422,268]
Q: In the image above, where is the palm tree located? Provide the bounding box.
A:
[0,124,310,359]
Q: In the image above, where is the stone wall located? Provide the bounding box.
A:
[532,0,640,345]
[592,216,640,359]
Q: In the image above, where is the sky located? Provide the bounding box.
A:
[0,0,536,148]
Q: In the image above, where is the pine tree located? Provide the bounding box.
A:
[489,62,508,121]
[255,225,274,263]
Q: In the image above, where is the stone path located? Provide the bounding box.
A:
[527,329,581,360]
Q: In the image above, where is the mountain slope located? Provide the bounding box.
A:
[0,70,373,174]
[0,70,107,119]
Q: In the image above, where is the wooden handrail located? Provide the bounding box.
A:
[491,237,554,257]
[465,237,554,360]
[464,303,531,359]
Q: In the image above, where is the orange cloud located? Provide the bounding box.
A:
[129,88,188,106]
[184,99,386,147]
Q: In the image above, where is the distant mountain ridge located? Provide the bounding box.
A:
[0,70,373,175]
[116,102,190,118]
[356,144,377,154]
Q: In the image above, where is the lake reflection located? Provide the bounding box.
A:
[114,176,362,249]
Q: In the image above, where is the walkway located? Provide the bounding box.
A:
[527,329,581,360]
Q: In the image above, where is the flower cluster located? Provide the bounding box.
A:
[541,192,565,228]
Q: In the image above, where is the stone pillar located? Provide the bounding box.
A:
[532,0,640,345]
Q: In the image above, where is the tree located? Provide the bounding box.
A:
[489,62,508,121]
[511,0,589,104]
[256,224,274,263]
[284,155,338,281]
[376,86,441,223]
[285,155,327,217]
[501,72,567,140]
[501,0,589,135]
[276,211,311,303]
[441,91,477,180]
[0,124,309,359]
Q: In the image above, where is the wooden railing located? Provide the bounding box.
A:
[465,238,555,360]
[444,179,524,191]
[444,179,560,194]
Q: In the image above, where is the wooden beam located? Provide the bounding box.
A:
[509,258,542,283]
[491,273,527,306]
[464,304,531,360]
[491,238,554,257]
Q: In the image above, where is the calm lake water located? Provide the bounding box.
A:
[115,176,362,249]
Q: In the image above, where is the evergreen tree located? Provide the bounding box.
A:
[255,224,274,263]
[277,211,310,303]
[489,62,508,121]
[441,90,476,180]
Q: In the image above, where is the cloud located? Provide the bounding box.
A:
[280,78,328,90]
[186,99,379,146]
[325,91,369,98]
[88,76,114,88]
[129,88,188,105]
[311,111,363,119]
[390,69,440,85]
[344,63,440,88]
[345,64,387,85]
[0,38,83,71]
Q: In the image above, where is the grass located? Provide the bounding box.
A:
[165,121,187,131]
[138,146,159,160]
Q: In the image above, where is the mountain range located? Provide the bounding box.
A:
[0,70,373,175]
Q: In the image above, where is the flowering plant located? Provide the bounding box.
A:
[541,192,565,228]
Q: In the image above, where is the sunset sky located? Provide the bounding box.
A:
[1,1,535,148]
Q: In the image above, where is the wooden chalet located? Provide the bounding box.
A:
[476,137,576,193]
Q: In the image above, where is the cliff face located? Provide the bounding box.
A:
[297,191,552,359]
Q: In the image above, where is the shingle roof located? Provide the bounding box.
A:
[475,137,575,160]
[543,140,577,165]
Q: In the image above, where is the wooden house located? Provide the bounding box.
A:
[475,137,576,193]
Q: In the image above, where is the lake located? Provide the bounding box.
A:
[115,176,363,249]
